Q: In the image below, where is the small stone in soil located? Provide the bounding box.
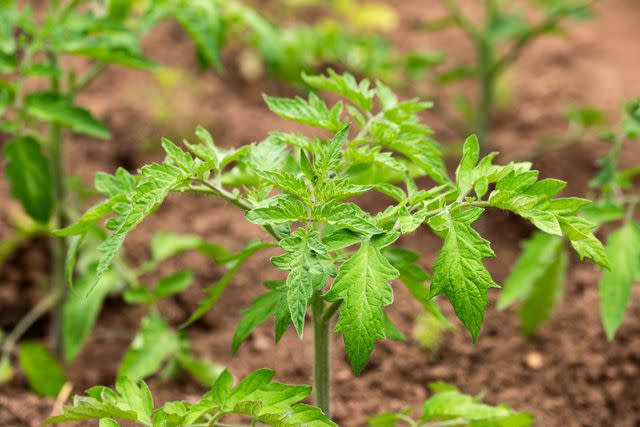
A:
[525,351,544,369]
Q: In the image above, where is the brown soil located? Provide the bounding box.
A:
[2,1,640,426]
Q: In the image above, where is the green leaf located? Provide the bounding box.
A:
[108,0,134,20]
[599,222,640,339]
[19,342,66,397]
[517,244,568,336]
[99,419,119,427]
[175,353,225,387]
[429,208,497,341]
[256,170,309,200]
[579,200,625,225]
[92,161,197,292]
[272,231,336,336]
[456,135,480,196]
[4,136,54,223]
[383,314,406,342]
[232,282,291,354]
[558,215,609,269]
[119,315,180,381]
[47,378,153,425]
[50,368,334,426]
[313,200,382,235]
[151,232,229,262]
[171,0,225,70]
[378,134,450,185]
[382,247,451,326]
[58,37,156,70]
[55,198,120,237]
[154,270,194,298]
[421,385,534,426]
[0,81,14,113]
[25,92,111,139]
[264,93,346,132]
[325,237,399,374]
[246,195,309,225]
[63,266,117,362]
[498,232,564,310]
[302,70,375,112]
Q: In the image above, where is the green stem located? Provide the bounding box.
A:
[1,289,63,360]
[312,296,331,418]
[475,38,495,151]
[47,51,68,356]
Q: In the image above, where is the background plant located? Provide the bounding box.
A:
[369,382,533,427]
[0,0,260,394]
[59,71,608,421]
[499,97,640,339]
[420,0,597,148]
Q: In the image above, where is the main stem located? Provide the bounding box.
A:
[475,38,495,152]
[48,52,68,356]
[312,295,331,418]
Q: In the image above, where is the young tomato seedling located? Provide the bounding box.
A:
[0,0,243,391]
[500,98,640,339]
[369,382,532,427]
[59,71,607,420]
[422,0,596,147]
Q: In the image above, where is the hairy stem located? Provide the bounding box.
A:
[312,296,331,418]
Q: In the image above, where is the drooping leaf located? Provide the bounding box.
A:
[429,208,497,341]
[325,236,399,374]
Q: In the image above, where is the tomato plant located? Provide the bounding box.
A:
[52,71,606,425]
[0,0,250,393]
[500,98,640,339]
[421,0,597,147]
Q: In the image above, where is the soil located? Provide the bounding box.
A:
[2,1,640,426]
